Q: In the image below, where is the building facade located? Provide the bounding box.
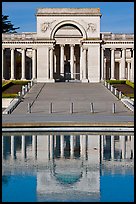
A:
[2,8,134,83]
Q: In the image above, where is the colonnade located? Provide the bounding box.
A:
[101,48,134,81]
[101,135,134,160]
[2,135,134,161]
[2,48,37,80]
[2,44,88,82]
[2,45,134,82]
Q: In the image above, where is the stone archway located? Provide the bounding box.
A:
[51,21,85,82]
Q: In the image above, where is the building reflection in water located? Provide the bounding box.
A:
[2,134,134,201]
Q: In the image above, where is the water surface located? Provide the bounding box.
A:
[2,133,134,202]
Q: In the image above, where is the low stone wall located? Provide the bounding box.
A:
[2,98,13,108]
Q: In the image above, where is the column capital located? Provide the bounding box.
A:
[101,47,105,51]
[21,48,26,51]
[121,48,126,51]
[60,44,65,47]
[32,47,37,50]
[82,46,88,51]
[70,44,75,47]
[10,48,15,51]
[50,46,54,50]
[110,47,116,51]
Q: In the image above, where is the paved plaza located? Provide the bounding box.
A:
[2,82,134,127]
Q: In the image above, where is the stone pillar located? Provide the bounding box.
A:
[60,135,64,158]
[32,49,36,79]
[111,135,114,160]
[120,48,126,79]
[82,48,88,82]
[54,54,57,73]
[60,44,64,76]
[70,135,74,158]
[10,48,15,80]
[120,136,126,159]
[11,135,16,159]
[101,135,104,161]
[127,61,130,80]
[49,135,54,160]
[2,48,5,80]
[80,46,83,80]
[32,135,37,159]
[21,49,26,80]
[131,136,134,159]
[2,136,4,159]
[49,47,54,79]
[131,49,134,82]
[22,135,26,159]
[110,48,115,80]
[80,135,86,159]
[70,44,74,79]
[104,58,106,80]
[101,48,105,81]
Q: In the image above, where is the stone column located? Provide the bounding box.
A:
[70,44,74,79]
[2,48,5,80]
[110,48,115,80]
[120,136,126,159]
[60,44,64,76]
[54,54,57,73]
[111,135,114,160]
[127,61,130,80]
[10,48,15,80]
[32,49,36,79]
[82,48,88,82]
[32,135,37,159]
[80,135,86,159]
[101,135,104,161]
[60,135,64,158]
[70,135,74,158]
[104,58,106,80]
[120,48,126,79]
[11,135,16,159]
[22,135,26,159]
[49,135,54,160]
[21,49,26,80]
[80,46,83,80]
[131,49,134,82]
[131,136,134,159]
[49,47,54,79]
[101,48,105,81]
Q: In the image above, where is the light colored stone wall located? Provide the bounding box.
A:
[88,44,100,82]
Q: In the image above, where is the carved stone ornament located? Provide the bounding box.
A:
[87,23,97,32]
[41,21,56,32]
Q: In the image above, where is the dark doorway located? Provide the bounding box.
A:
[64,61,71,81]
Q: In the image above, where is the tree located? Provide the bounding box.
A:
[2,14,20,33]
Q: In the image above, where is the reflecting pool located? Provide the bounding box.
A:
[2,133,134,202]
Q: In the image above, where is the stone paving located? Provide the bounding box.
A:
[2,82,134,127]
[11,82,134,116]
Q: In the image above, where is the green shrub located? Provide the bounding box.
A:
[126,80,134,88]
[106,80,126,84]
[2,93,18,98]
[12,80,30,85]
[2,81,13,91]
[124,93,134,98]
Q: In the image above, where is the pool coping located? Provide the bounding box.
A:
[2,121,134,132]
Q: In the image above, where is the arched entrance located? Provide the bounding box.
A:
[51,22,84,82]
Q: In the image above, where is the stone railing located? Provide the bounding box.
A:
[2,32,37,40]
[3,80,34,114]
[101,33,134,41]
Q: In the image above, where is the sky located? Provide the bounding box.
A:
[2,2,134,33]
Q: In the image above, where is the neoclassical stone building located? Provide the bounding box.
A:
[2,8,134,83]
